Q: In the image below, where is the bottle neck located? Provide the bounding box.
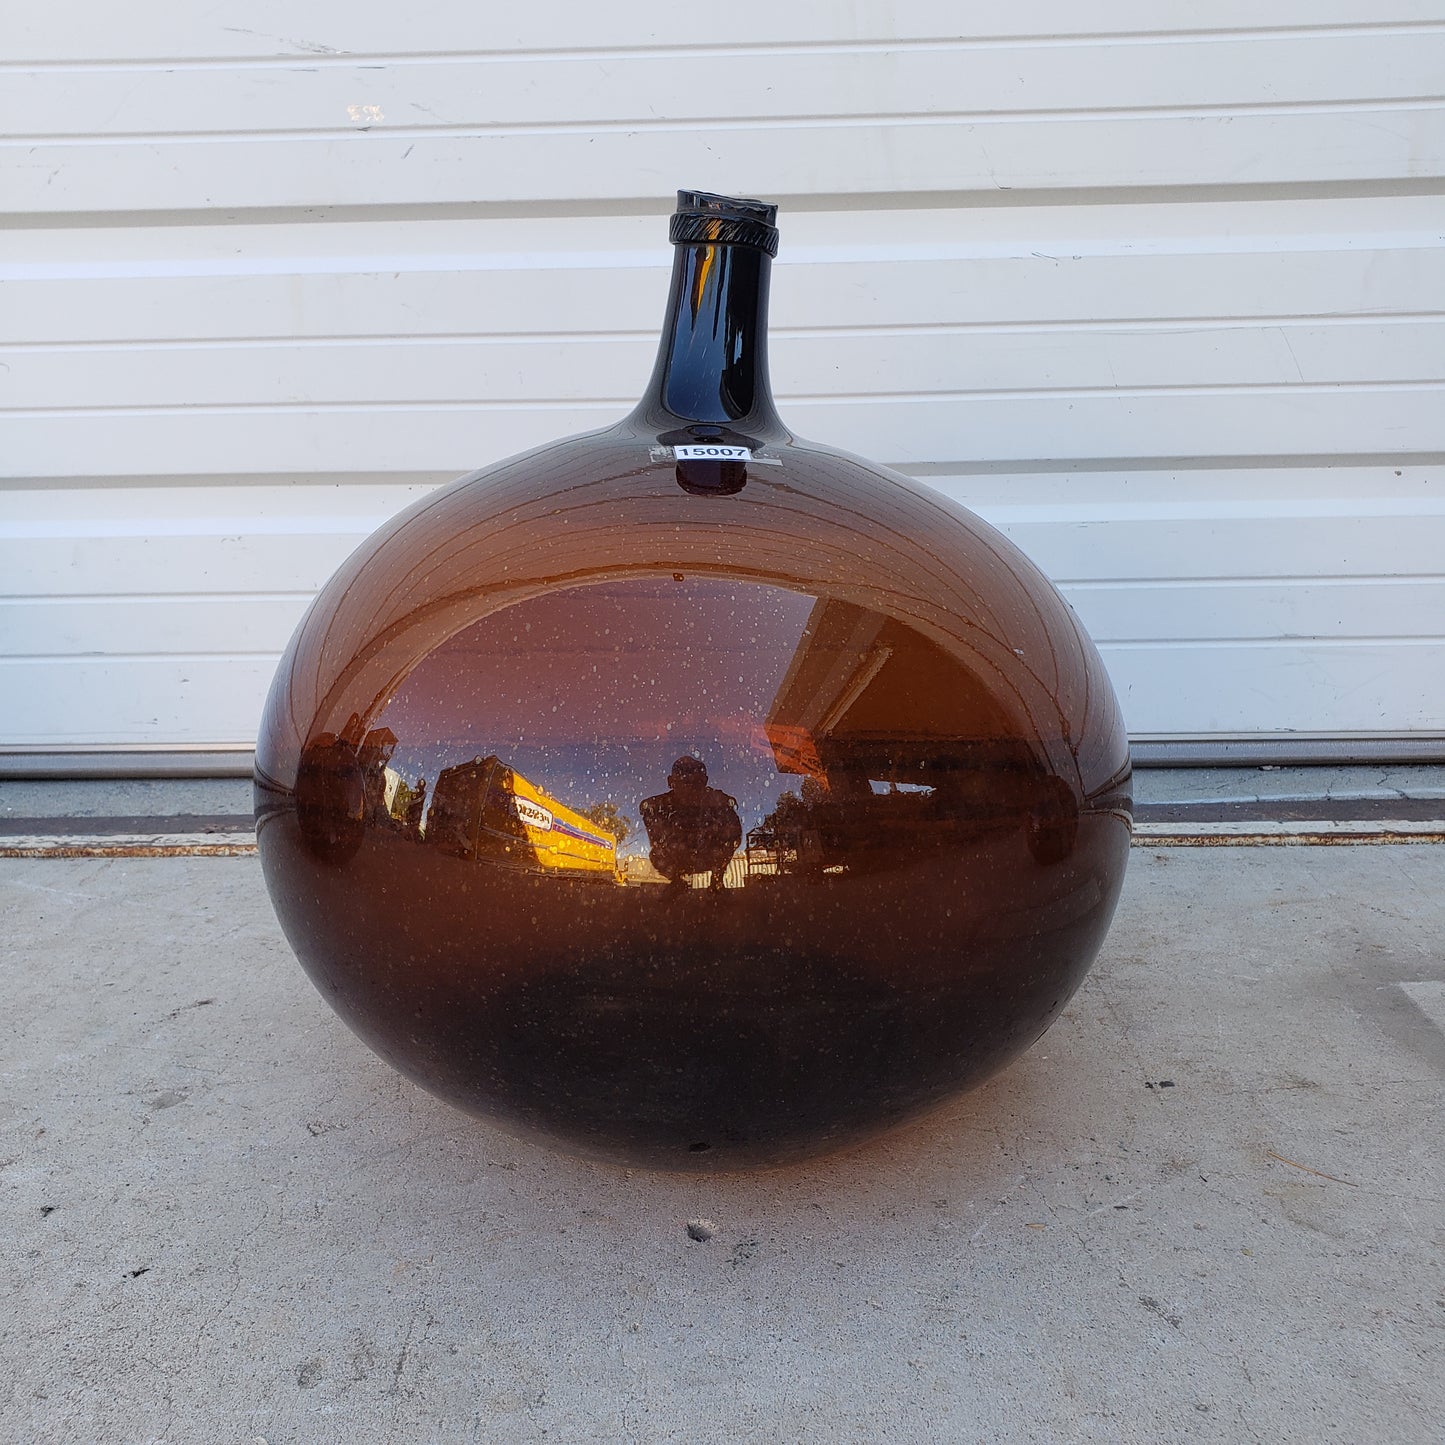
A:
[629,241,784,439]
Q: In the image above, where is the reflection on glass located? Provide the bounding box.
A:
[426,755,622,882]
[640,757,743,892]
[258,566,1130,1169]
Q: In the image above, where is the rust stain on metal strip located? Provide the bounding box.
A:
[1133,831,1445,847]
[0,843,258,858]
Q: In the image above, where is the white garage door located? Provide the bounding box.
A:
[3,1,1444,763]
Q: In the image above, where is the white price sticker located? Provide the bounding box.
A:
[673,444,751,461]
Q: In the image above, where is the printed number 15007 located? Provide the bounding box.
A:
[673,444,751,461]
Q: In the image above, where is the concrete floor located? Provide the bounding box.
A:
[2,844,1442,1444]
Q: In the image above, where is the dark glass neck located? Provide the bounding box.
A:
[629,241,785,440]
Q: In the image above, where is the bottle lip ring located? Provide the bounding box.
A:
[671,190,780,256]
[675,190,779,226]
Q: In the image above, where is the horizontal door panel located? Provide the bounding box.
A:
[7,242,1439,349]
[8,321,1442,410]
[10,35,1444,139]
[5,641,1439,745]
[6,387,1441,476]
[12,2,1442,62]
[11,109,1444,216]
[1103,641,1445,733]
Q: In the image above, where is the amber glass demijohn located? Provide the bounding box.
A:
[255,190,1132,1169]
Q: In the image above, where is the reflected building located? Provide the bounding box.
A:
[757,598,1111,871]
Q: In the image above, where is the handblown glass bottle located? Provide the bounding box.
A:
[256,191,1132,1168]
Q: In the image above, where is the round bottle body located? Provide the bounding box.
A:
[256,422,1131,1168]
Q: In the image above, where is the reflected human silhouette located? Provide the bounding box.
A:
[639,756,743,891]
